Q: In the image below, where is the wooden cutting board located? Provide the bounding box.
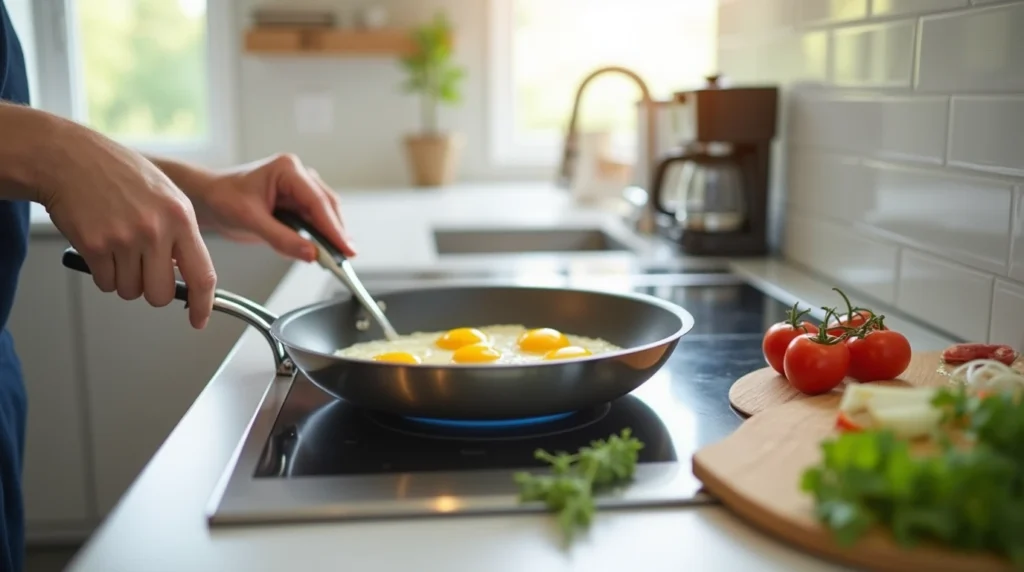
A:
[693,395,1014,572]
[729,351,952,418]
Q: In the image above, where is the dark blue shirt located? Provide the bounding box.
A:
[0,0,31,570]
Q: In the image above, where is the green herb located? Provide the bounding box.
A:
[801,386,1024,567]
[514,429,644,544]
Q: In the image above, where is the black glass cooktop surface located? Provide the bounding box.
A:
[253,277,809,479]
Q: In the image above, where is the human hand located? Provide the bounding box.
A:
[38,123,216,329]
[190,154,355,262]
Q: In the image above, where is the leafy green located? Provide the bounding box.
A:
[801,386,1024,567]
[397,12,465,134]
[514,429,644,544]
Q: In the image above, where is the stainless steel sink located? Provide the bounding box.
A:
[433,228,633,255]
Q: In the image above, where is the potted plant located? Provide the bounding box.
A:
[399,12,465,187]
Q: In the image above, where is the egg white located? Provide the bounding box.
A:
[333,324,621,365]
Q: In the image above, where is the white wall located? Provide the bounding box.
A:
[234,0,552,187]
[718,0,1024,348]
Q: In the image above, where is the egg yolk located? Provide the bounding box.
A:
[517,328,570,353]
[543,346,593,361]
[451,343,502,364]
[436,328,489,350]
[372,352,422,365]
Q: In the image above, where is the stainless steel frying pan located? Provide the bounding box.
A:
[60,220,694,421]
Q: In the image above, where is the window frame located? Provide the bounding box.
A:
[487,0,565,169]
[28,0,238,168]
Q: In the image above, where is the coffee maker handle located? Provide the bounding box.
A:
[651,153,698,217]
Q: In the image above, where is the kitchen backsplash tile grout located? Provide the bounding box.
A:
[785,144,1024,186]
[942,95,954,166]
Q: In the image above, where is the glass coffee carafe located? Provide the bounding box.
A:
[651,143,747,233]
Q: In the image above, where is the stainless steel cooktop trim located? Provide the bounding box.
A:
[205,371,717,526]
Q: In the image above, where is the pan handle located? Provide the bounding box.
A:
[272,208,347,262]
[61,248,295,377]
[273,209,400,341]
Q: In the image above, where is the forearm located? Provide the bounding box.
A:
[144,155,218,201]
[143,155,220,226]
[0,102,67,203]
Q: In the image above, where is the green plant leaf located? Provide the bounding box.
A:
[515,429,643,544]
[397,10,465,130]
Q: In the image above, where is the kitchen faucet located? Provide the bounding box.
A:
[556,66,660,234]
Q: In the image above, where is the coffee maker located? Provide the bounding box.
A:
[650,76,778,256]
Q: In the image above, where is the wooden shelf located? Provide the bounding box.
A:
[244,27,425,57]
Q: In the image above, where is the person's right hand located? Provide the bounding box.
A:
[38,123,216,329]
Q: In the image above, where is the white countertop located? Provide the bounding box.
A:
[63,183,954,572]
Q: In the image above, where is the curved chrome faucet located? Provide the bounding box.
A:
[556,66,659,234]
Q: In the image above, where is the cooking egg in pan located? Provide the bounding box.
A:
[333,324,621,365]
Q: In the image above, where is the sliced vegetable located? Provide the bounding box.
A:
[762,302,818,376]
[837,385,941,437]
[838,384,938,415]
[864,401,942,440]
[947,359,1024,396]
[783,308,850,395]
[835,410,866,432]
[943,343,1019,366]
[844,318,912,382]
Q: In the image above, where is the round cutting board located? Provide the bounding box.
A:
[729,351,950,417]
[693,395,1014,572]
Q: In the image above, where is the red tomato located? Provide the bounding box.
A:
[783,335,850,395]
[845,329,912,382]
[763,321,818,375]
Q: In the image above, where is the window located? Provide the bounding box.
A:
[489,0,718,167]
[27,0,236,167]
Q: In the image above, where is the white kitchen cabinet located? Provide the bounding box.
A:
[13,231,292,539]
[78,237,290,515]
[8,238,92,532]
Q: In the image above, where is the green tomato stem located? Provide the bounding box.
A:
[785,301,812,330]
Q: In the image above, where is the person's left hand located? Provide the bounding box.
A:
[191,153,356,262]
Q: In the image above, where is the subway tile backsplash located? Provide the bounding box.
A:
[831,22,916,87]
[948,97,1024,176]
[791,95,948,162]
[916,3,1024,92]
[719,0,1024,344]
[990,280,1024,349]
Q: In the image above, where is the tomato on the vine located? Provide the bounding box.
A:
[762,302,818,375]
[783,313,850,395]
[826,309,875,335]
[845,321,912,382]
[825,288,880,336]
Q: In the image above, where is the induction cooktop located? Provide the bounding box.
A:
[206,270,809,526]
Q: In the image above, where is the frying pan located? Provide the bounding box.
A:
[60,216,695,421]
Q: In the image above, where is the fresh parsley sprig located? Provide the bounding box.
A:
[801,386,1024,567]
[514,428,644,544]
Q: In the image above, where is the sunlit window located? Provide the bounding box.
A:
[73,0,208,144]
[490,0,718,166]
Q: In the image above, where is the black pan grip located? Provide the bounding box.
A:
[61,247,191,304]
[272,208,347,262]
